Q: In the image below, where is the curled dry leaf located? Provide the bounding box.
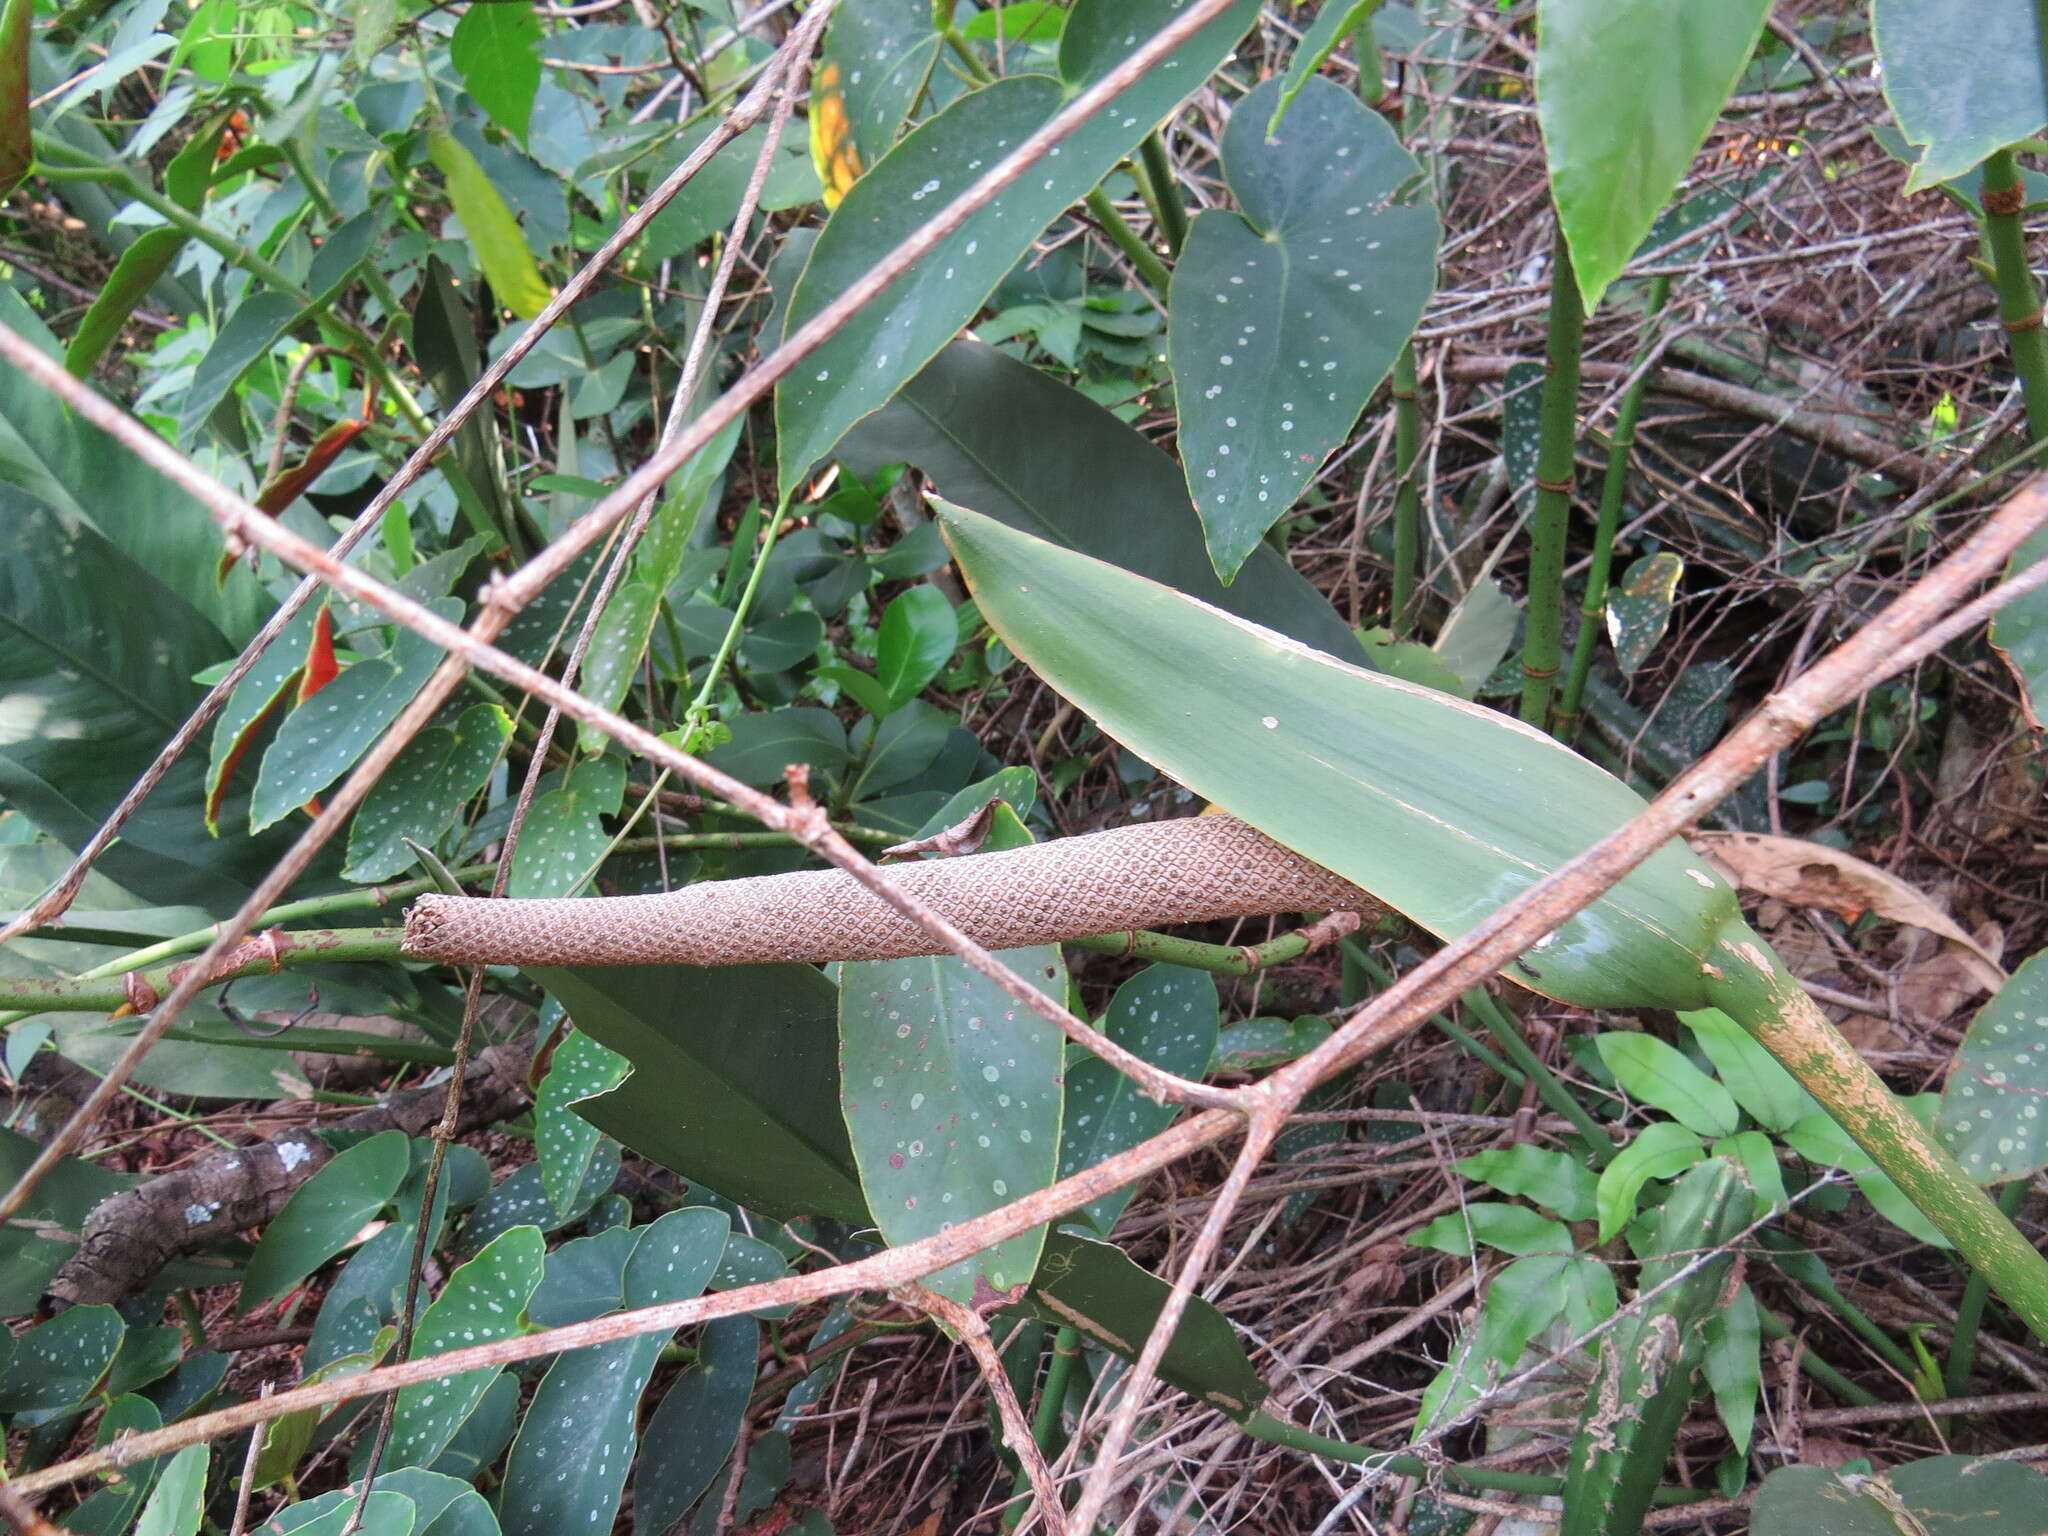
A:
[1689,831,2005,993]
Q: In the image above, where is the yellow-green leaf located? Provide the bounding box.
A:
[427,127,553,320]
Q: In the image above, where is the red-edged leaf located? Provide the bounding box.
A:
[221,419,369,578]
[298,603,339,703]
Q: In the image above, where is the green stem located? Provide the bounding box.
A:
[1137,132,1188,257]
[1388,342,1422,633]
[1067,909,1401,978]
[1979,149,2048,442]
[1755,1229,1915,1376]
[1458,984,1618,1165]
[1555,272,1672,741]
[1340,939,1524,1088]
[1353,4,1388,108]
[1519,227,1587,730]
[1945,1179,2030,1395]
[683,493,796,745]
[1707,940,2048,1344]
[0,929,408,1012]
[1004,1326,1081,1529]
[1084,187,1174,297]
[1756,1306,1881,1406]
[1240,1411,1710,1505]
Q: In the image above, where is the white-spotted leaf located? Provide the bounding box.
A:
[840,942,1066,1302]
[504,757,626,899]
[1057,965,1219,1233]
[343,704,509,882]
[535,1027,630,1220]
[1171,74,1436,579]
[498,1208,728,1536]
[1940,943,2048,1182]
[632,1316,759,1536]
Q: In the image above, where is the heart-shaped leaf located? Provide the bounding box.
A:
[1170,75,1436,579]
[937,502,1741,1011]
[776,0,1260,490]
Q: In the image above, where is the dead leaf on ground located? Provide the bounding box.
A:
[1689,831,2005,993]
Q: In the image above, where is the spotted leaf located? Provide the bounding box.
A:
[497,1208,729,1536]
[840,938,1066,1303]
[342,703,510,882]
[535,1027,630,1220]
[1939,946,2048,1182]
[1170,74,1436,580]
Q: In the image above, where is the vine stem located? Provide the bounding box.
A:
[1555,271,1673,740]
[1519,225,1587,729]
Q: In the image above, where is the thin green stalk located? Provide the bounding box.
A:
[1240,1411,1711,1505]
[1555,272,1673,741]
[1982,148,2048,442]
[1067,910,1400,977]
[1756,1229,1915,1376]
[1137,131,1188,256]
[1756,1306,1881,1406]
[0,929,409,1012]
[1945,1179,2030,1395]
[1084,187,1174,297]
[682,492,796,746]
[1340,939,1524,1088]
[1388,342,1422,633]
[1458,984,1618,1165]
[1004,1326,1080,1529]
[1708,954,2048,1344]
[1519,227,1587,730]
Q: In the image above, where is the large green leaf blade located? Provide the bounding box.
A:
[535,963,869,1223]
[838,340,1367,661]
[1535,0,1773,308]
[776,0,1260,490]
[937,502,1740,1011]
[1170,75,1436,579]
[385,1226,544,1469]
[632,1316,758,1536]
[840,944,1066,1302]
[1874,0,2048,192]
[1939,945,2048,1182]
[239,1130,411,1315]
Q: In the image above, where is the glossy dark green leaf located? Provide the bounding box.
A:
[1873,0,2048,191]
[838,341,1365,660]
[504,757,626,899]
[1171,75,1435,578]
[818,0,941,171]
[633,1317,759,1536]
[1021,1230,1267,1420]
[451,0,541,145]
[239,1130,409,1315]
[1058,965,1218,1233]
[841,942,1066,1301]
[1606,551,1683,674]
[426,1373,519,1486]
[0,1303,122,1412]
[0,1125,130,1314]
[411,258,512,549]
[850,699,952,796]
[261,1489,415,1536]
[777,0,1261,489]
[938,502,1743,1011]
[63,1394,166,1536]
[536,963,868,1223]
[1535,0,1773,308]
[1753,1455,2048,1536]
[702,707,849,789]
[1991,528,2047,731]
[177,290,301,444]
[875,586,957,709]
[535,1027,630,1219]
[0,294,264,639]
[344,703,510,881]
[1210,1015,1331,1073]
[65,228,186,379]
[529,1226,637,1328]
[499,1208,728,1536]
[385,1226,544,1469]
[250,601,461,833]
[459,1146,620,1255]
[1939,946,2048,1181]
[305,1222,415,1372]
[367,1469,499,1536]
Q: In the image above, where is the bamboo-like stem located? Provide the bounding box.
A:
[1555,272,1673,740]
[1980,149,2048,441]
[1756,1229,1915,1375]
[1458,984,1617,1164]
[1084,186,1174,296]
[1519,227,1587,728]
[1137,130,1188,255]
[1946,1179,2031,1395]
[1388,342,1423,633]
[1708,939,2048,1343]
